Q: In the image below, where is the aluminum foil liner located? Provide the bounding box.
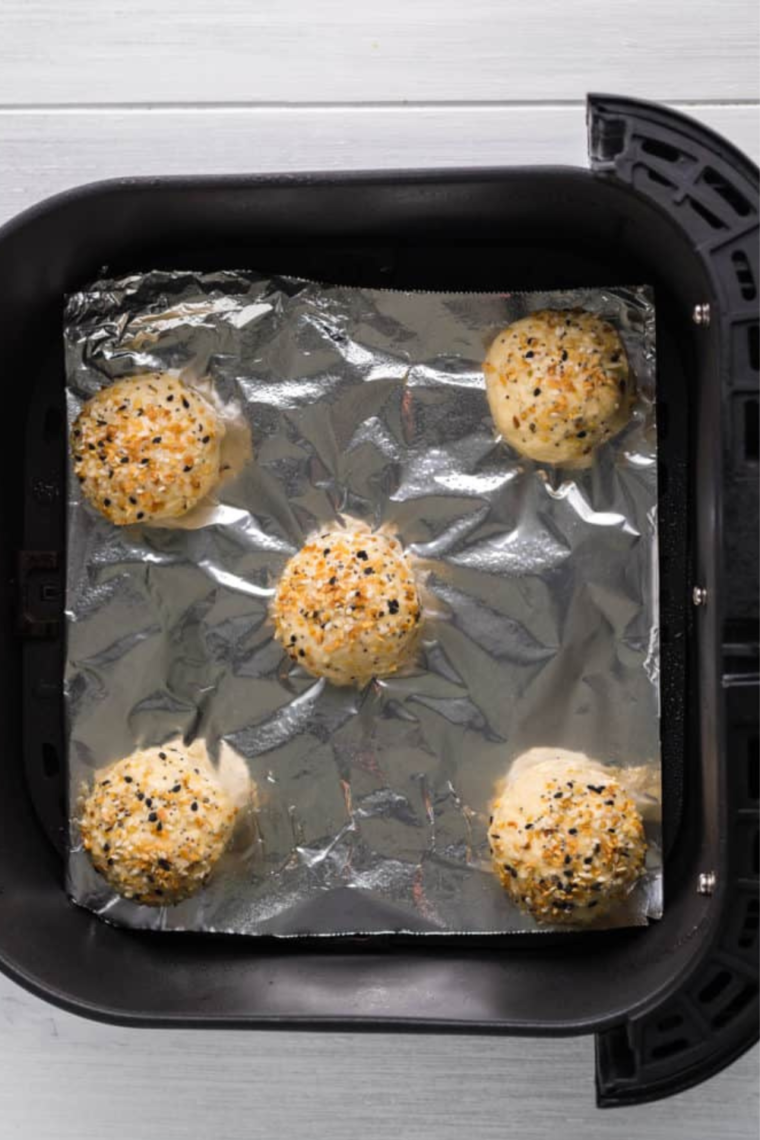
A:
[64,271,661,936]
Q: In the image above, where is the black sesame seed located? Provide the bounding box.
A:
[329,576,337,585]
[103,497,111,507]
[172,784,182,793]
[356,550,368,560]
[553,791,563,799]
[364,567,374,575]
[141,457,150,465]
[561,349,568,362]
[182,397,190,409]
[136,512,145,520]
[568,827,578,835]
[191,802,198,812]
[107,858,114,866]
[323,548,330,555]
[158,858,172,870]
[533,387,541,397]
[576,430,587,439]
[148,812,158,822]
[156,822,163,832]
[299,649,305,657]
[583,856,593,865]
[524,822,533,830]
[136,792,145,801]
[388,599,399,614]
[145,798,153,808]
[202,435,210,444]
[524,350,534,359]
[166,394,174,402]
[103,843,110,852]
[124,775,133,783]
[183,465,193,472]
[604,799,615,806]
[564,855,572,865]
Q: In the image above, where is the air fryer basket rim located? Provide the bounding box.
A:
[0,95,756,1108]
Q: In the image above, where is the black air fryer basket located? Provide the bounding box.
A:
[0,95,757,1107]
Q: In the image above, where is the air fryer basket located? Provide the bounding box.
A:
[0,96,756,1107]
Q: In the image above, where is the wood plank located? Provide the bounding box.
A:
[0,974,757,1140]
[1,0,758,105]
[0,103,757,227]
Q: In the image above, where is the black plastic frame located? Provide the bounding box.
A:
[0,95,756,1107]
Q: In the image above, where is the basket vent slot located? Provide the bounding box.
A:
[646,167,676,190]
[749,325,759,372]
[649,1037,689,1060]
[699,970,732,1004]
[641,138,682,163]
[657,1013,683,1032]
[732,251,757,301]
[702,167,752,218]
[739,897,759,950]
[712,984,758,1030]
[687,196,727,231]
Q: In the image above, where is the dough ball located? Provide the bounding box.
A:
[484,309,633,467]
[71,373,225,524]
[271,523,422,688]
[488,748,647,925]
[79,745,238,905]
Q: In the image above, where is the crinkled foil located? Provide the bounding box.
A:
[64,271,661,935]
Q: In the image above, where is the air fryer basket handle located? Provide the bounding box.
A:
[587,94,759,1108]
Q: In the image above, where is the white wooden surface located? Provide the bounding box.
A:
[0,971,757,1140]
[1,104,759,226]
[0,1,758,1137]
[1,0,758,103]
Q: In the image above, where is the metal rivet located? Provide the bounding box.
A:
[692,303,711,326]
[692,586,708,606]
[697,871,716,896]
